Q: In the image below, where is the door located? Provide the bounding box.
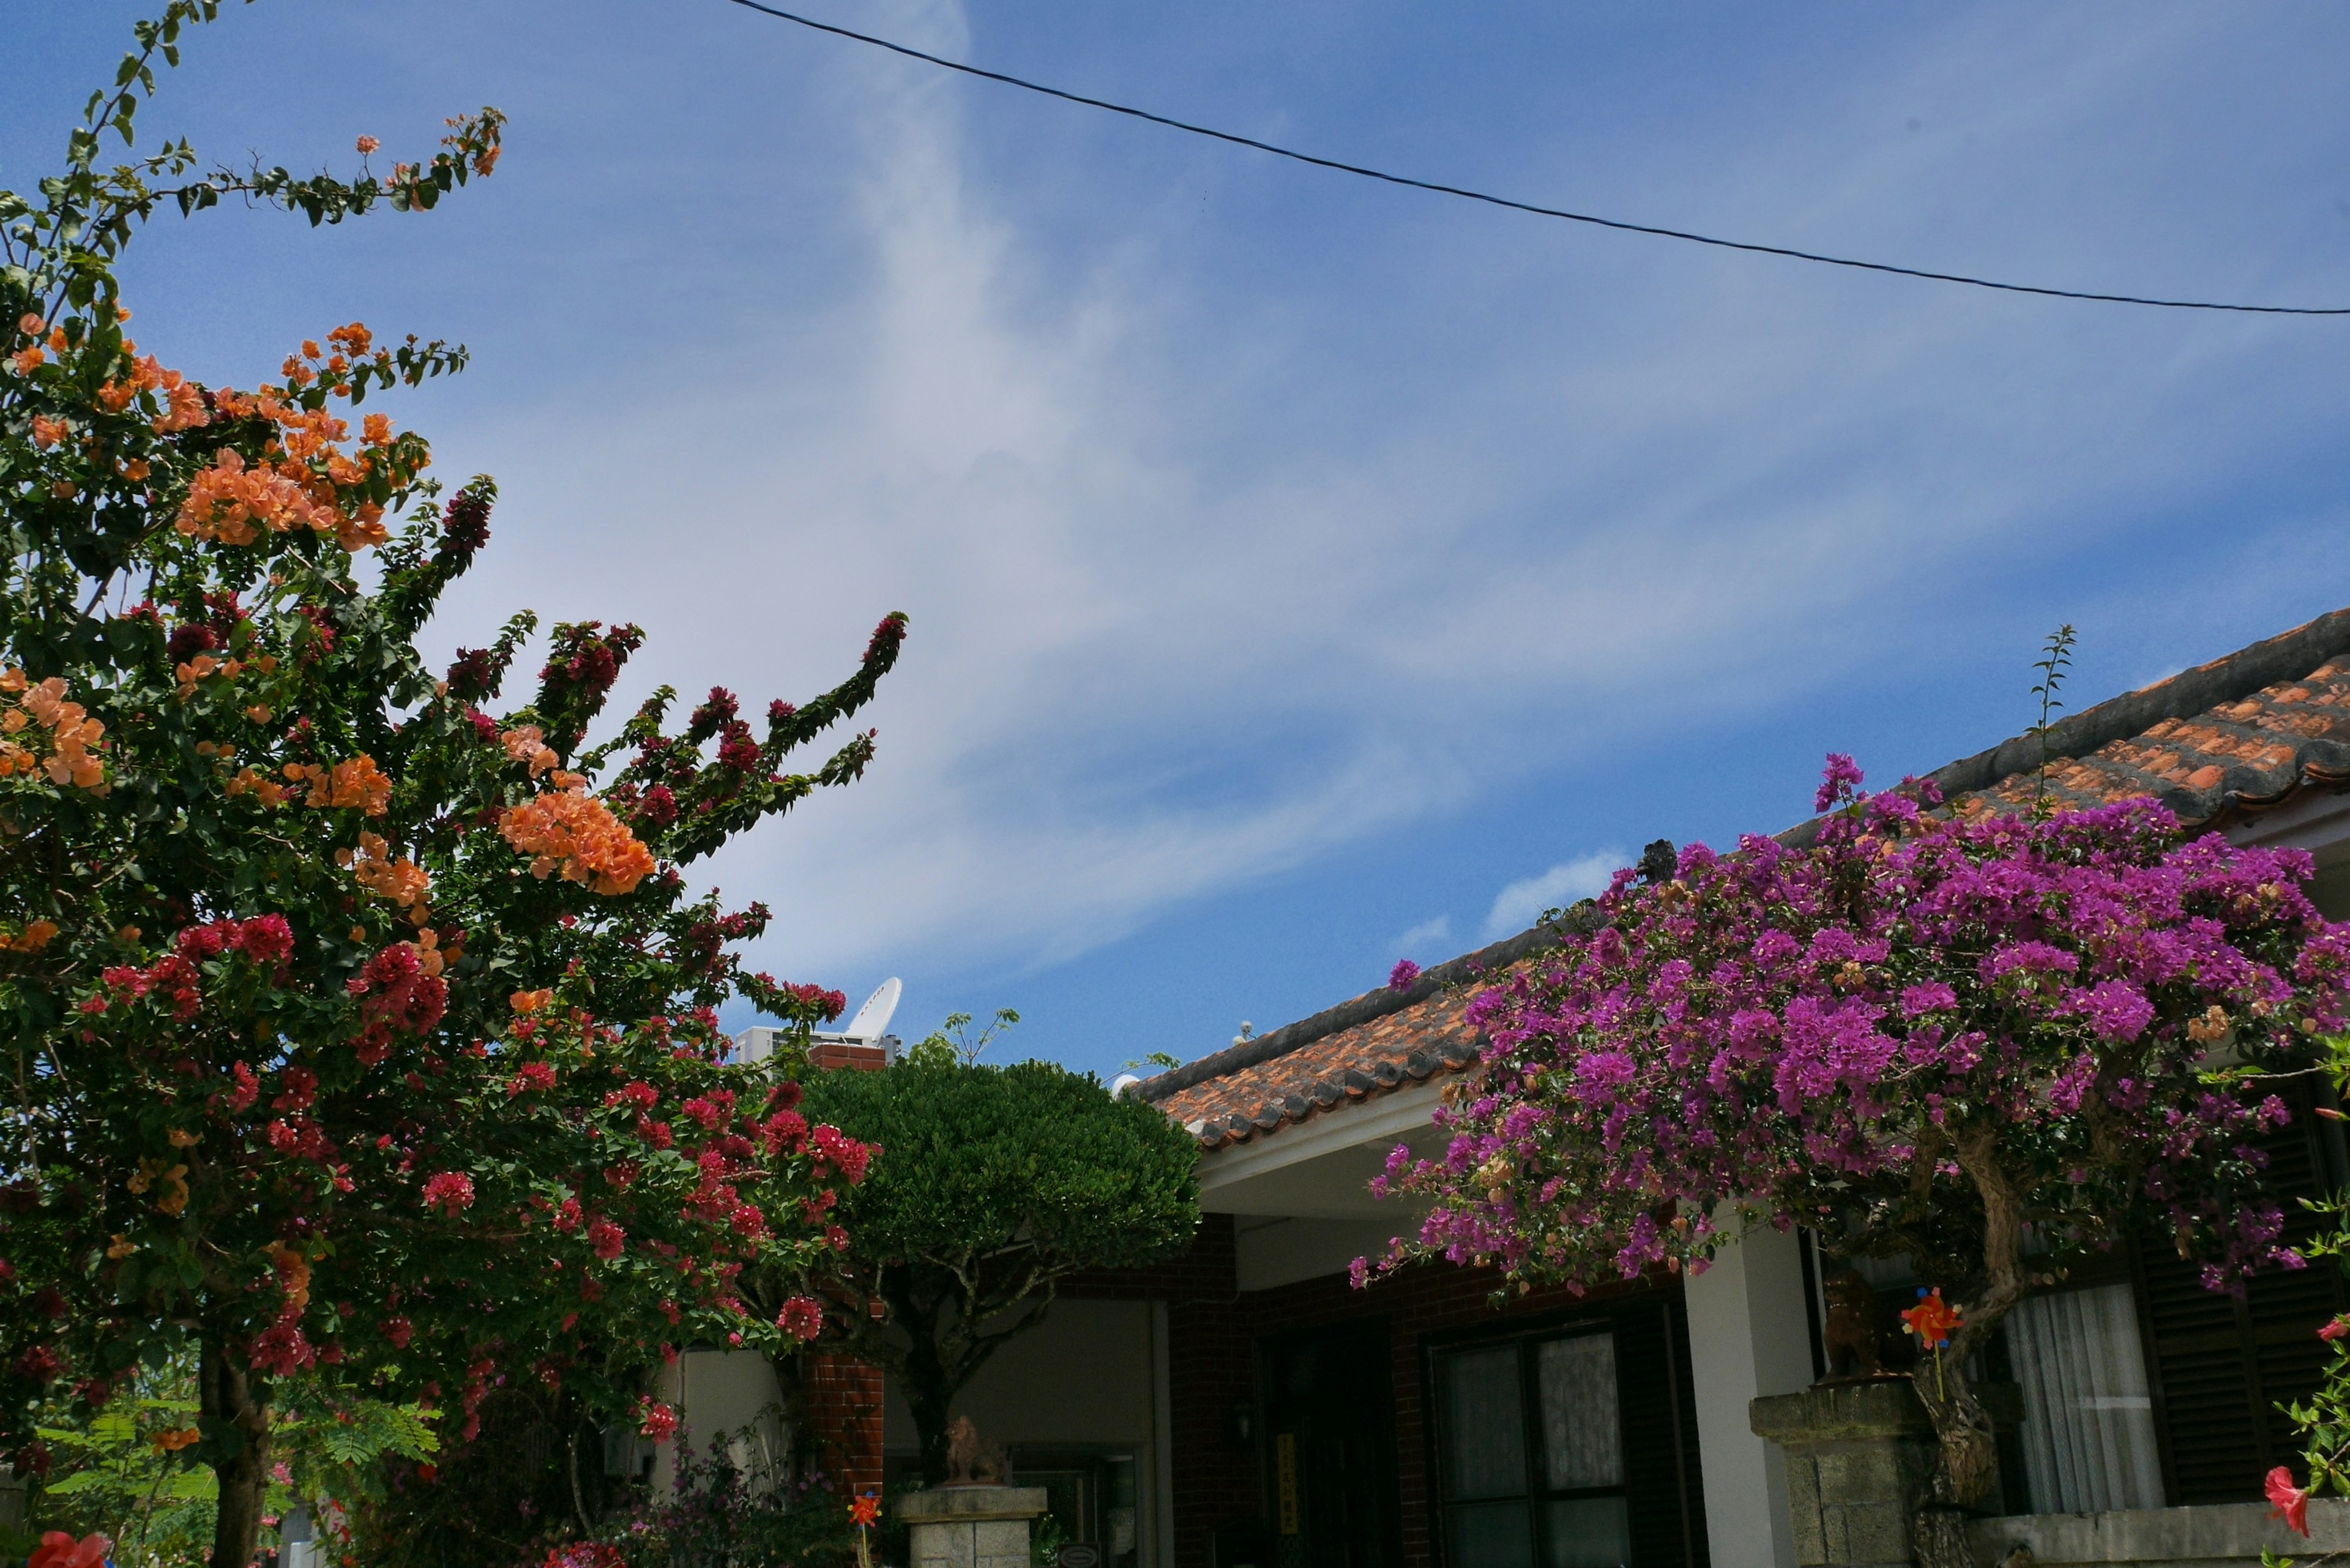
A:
[1263,1320,1400,1568]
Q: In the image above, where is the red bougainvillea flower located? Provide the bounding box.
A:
[2267,1466,2311,1535]
[1901,1288,1963,1351]
[29,1533,111,1568]
[2321,1316,2348,1343]
[636,1397,678,1443]
[849,1493,881,1528]
[420,1171,474,1215]
[776,1296,824,1342]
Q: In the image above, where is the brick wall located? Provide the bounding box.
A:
[804,1351,885,1495]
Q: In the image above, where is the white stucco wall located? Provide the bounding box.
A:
[1685,1222,1816,1568]
[655,1346,788,1495]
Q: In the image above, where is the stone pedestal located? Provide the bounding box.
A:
[898,1484,1049,1568]
[1750,1381,2021,1568]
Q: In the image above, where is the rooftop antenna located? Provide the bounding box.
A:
[812,977,903,1048]
[737,977,903,1065]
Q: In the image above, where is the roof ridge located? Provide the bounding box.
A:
[1133,919,1575,1105]
[1780,605,2350,847]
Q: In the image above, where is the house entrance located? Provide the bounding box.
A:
[1262,1320,1400,1568]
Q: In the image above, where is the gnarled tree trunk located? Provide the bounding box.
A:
[1909,1134,2032,1568]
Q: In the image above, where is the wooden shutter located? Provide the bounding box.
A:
[2141,1089,2348,1504]
[1614,1297,1710,1568]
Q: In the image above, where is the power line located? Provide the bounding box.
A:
[719,0,2350,318]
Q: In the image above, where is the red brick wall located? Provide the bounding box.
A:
[797,1052,889,1491]
[803,1352,885,1495]
[1071,1214,1677,1568]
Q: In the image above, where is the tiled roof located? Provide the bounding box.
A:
[1148,605,2350,1153]
[1137,926,1560,1151]
[1783,605,2350,843]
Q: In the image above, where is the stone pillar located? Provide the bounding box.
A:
[1748,1383,1942,1568]
[900,1485,1050,1568]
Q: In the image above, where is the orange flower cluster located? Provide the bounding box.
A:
[264,1239,313,1312]
[4,920,59,954]
[0,670,108,790]
[177,446,386,551]
[343,831,431,916]
[173,651,253,701]
[29,414,65,449]
[500,786,658,896]
[149,1427,201,1456]
[501,724,559,778]
[128,1157,190,1217]
[288,756,393,815]
[106,351,212,435]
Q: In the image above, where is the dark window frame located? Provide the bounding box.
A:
[1420,1291,1705,1568]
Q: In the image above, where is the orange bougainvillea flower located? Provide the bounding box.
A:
[302,755,392,815]
[1,673,108,791]
[356,134,380,155]
[265,1239,313,1313]
[1900,1287,1963,1351]
[501,725,558,778]
[149,1426,201,1455]
[346,831,430,912]
[500,786,657,896]
[29,414,65,448]
[511,988,554,1014]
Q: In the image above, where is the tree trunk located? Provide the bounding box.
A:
[201,1332,273,1568]
[1907,1136,2032,1568]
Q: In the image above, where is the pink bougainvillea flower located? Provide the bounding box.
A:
[2320,1316,2348,1343]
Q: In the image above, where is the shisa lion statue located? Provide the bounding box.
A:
[944,1415,1011,1485]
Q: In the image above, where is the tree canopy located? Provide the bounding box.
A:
[771,1040,1199,1480]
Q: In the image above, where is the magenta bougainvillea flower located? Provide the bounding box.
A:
[1375,758,2350,1313]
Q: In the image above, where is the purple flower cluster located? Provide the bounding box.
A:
[1382,759,2350,1304]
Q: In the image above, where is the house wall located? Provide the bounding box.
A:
[1062,1213,1698,1568]
[880,1298,1158,1455]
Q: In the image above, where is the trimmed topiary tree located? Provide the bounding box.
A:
[763,1028,1199,1482]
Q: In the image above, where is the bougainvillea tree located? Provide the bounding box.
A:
[1379,760,2349,1563]
[2,12,881,1566]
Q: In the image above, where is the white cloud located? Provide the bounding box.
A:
[1393,916,1453,956]
[1484,852,1628,941]
[397,0,2350,991]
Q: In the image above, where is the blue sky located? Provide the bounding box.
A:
[9,1,2349,1079]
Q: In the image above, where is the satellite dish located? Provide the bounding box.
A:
[841,977,901,1043]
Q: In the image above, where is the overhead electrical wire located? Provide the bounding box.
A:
[718,0,2349,318]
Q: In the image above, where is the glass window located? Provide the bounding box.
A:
[1540,1499,1630,1568]
[1434,1332,1629,1568]
[1447,1502,1534,1568]
[1536,1337,1622,1491]
[1439,1346,1529,1500]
